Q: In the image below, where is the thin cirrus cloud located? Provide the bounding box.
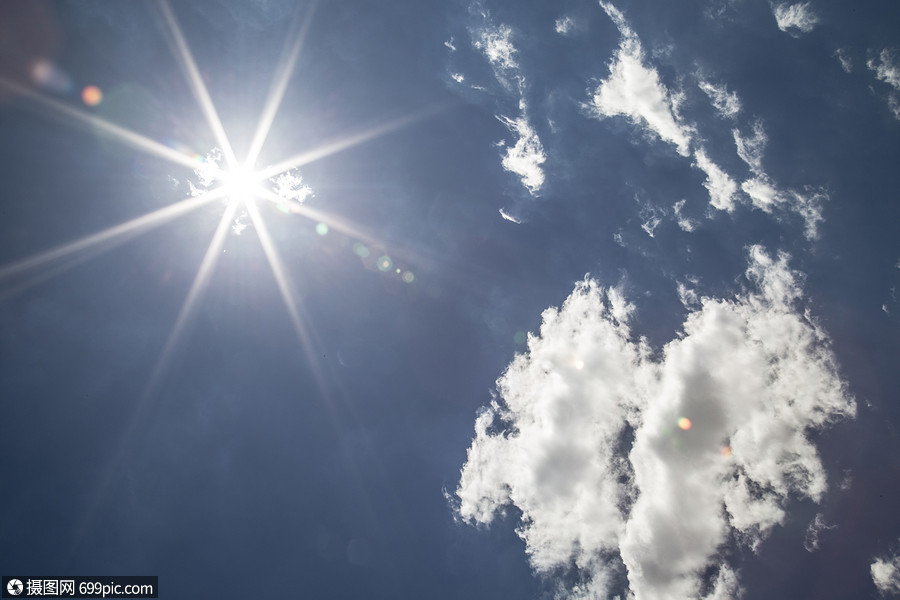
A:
[473,21,522,89]
[733,121,826,239]
[698,80,742,120]
[554,16,575,36]
[871,545,900,595]
[803,512,836,552]
[835,48,853,74]
[867,49,900,120]
[588,2,829,237]
[455,246,855,599]
[772,2,820,36]
[462,7,547,212]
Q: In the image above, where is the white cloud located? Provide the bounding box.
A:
[450,72,465,83]
[191,148,224,193]
[590,2,693,156]
[732,121,828,240]
[189,148,312,216]
[673,199,698,232]
[456,247,854,600]
[694,148,738,212]
[555,16,575,35]
[731,123,824,239]
[637,196,666,237]
[733,121,767,174]
[499,208,522,223]
[271,170,313,205]
[740,179,825,240]
[474,22,522,90]
[835,48,853,73]
[872,547,900,595]
[497,109,547,195]
[698,80,742,119]
[444,37,457,52]
[803,512,835,551]
[741,175,782,211]
[868,49,900,120]
[468,12,546,197]
[773,2,819,35]
[677,278,700,308]
[587,4,827,236]
[889,96,900,121]
[869,49,900,89]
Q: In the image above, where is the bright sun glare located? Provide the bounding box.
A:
[220,165,260,204]
[0,0,437,546]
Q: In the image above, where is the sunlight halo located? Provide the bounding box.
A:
[220,165,262,205]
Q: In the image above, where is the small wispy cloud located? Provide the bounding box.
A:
[698,80,742,119]
[444,37,457,52]
[586,2,829,238]
[872,545,900,595]
[803,512,836,552]
[456,246,855,599]
[869,49,900,88]
[673,199,698,231]
[188,148,313,227]
[554,16,575,35]
[868,49,900,120]
[733,120,767,173]
[497,109,547,195]
[499,208,522,223]
[590,2,693,156]
[694,148,738,212]
[773,2,819,36]
[677,277,701,308]
[468,8,547,199]
[271,171,313,205]
[636,195,666,237]
[474,22,522,90]
[835,48,853,73]
[732,122,825,239]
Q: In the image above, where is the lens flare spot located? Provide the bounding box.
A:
[721,445,733,457]
[677,417,692,430]
[574,359,585,370]
[315,223,328,235]
[514,331,527,345]
[353,243,370,258]
[31,59,73,94]
[377,255,393,272]
[402,271,415,283]
[82,85,103,106]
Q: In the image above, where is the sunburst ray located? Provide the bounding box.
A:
[157,0,238,169]
[71,198,238,555]
[244,1,319,170]
[256,103,447,182]
[145,199,240,395]
[245,200,331,396]
[0,188,226,286]
[256,188,379,246]
[0,76,207,172]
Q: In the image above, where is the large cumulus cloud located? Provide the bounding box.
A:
[455,246,855,599]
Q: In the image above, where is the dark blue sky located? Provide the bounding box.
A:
[2,1,900,598]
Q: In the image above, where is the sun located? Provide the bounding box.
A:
[220,164,261,205]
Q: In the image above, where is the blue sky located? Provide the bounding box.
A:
[1,1,900,598]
